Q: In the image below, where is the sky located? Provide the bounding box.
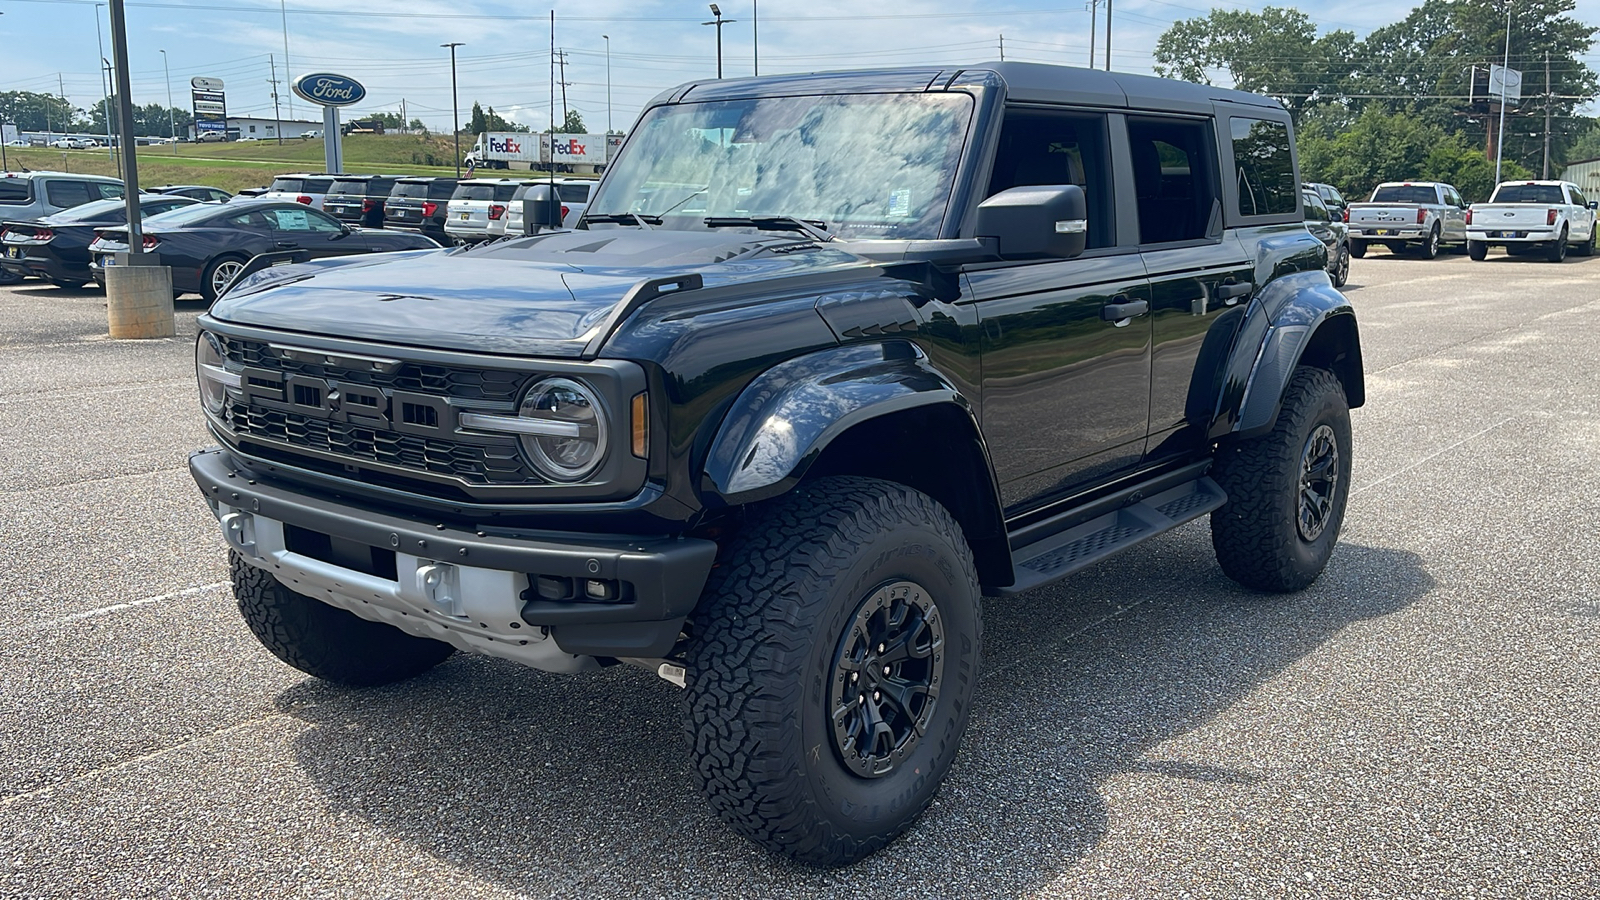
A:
[2,0,1598,136]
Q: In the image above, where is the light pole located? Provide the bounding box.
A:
[442,42,464,177]
[753,0,759,76]
[703,4,737,80]
[159,49,177,155]
[94,5,116,166]
[603,35,612,134]
[1495,0,1512,184]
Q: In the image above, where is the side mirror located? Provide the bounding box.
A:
[1588,200,1597,210]
[974,185,1088,260]
[520,184,564,235]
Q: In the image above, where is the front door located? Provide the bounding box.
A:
[966,107,1152,513]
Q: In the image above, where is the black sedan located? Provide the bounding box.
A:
[149,184,234,203]
[2,195,200,288]
[89,200,441,301]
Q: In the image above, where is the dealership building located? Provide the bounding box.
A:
[187,116,322,141]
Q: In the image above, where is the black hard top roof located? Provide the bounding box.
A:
[662,62,1284,117]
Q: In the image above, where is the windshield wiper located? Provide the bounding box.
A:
[583,212,661,228]
[703,216,835,242]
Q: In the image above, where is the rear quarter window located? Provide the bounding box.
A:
[1231,118,1296,217]
[0,180,31,203]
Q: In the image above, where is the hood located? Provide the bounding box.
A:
[208,228,868,357]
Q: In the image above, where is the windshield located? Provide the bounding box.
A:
[1491,183,1565,204]
[589,92,974,239]
[1370,185,1438,204]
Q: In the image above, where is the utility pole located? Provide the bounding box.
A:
[556,49,571,128]
[1494,0,1511,184]
[400,98,407,133]
[159,49,176,155]
[280,0,294,121]
[442,42,464,177]
[1543,51,1551,179]
[94,5,115,167]
[268,54,283,145]
[1105,0,1113,71]
[999,34,1005,62]
[753,0,759,76]
[703,4,737,80]
[1088,0,1099,68]
[603,35,612,133]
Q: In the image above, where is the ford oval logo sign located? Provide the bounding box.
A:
[291,73,366,108]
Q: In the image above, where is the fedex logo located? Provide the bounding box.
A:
[488,137,522,154]
[551,139,587,156]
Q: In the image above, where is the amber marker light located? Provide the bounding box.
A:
[631,393,649,458]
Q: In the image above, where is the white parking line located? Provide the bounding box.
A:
[11,581,228,633]
[1353,417,1513,495]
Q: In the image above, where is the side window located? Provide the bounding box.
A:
[1445,187,1464,208]
[268,208,315,231]
[0,180,31,203]
[46,180,94,209]
[1569,186,1587,208]
[305,209,345,232]
[984,109,1114,250]
[1127,116,1221,244]
[224,211,270,229]
[94,183,125,201]
[1303,194,1329,222]
[1230,117,1296,217]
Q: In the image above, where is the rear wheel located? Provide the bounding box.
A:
[1211,367,1352,593]
[1575,226,1596,257]
[1419,226,1440,259]
[683,477,982,866]
[1468,240,1488,261]
[202,255,247,303]
[1545,227,1569,263]
[1348,239,1367,259]
[1330,242,1350,288]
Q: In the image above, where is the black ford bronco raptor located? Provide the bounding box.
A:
[190,63,1362,865]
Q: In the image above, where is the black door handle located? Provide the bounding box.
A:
[274,241,296,248]
[1216,281,1253,300]
[1101,297,1149,321]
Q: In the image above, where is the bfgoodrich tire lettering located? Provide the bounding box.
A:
[1210,366,1352,592]
[230,552,454,686]
[682,476,981,866]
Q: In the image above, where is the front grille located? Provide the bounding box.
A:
[216,336,544,492]
[219,335,522,402]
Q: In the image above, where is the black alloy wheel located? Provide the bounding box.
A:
[1296,424,1340,542]
[1330,243,1350,288]
[1545,227,1568,263]
[829,580,946,778]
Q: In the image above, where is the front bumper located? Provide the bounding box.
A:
[191,447,717,667]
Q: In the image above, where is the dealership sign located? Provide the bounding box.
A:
[190,75,227,135]
[291,73,366,108]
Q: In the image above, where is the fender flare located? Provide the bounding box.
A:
[1230,270,1365,438]
[702,341,994,506]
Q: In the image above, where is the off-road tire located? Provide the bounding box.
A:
[1419,225,1440,259]
[682,476,982,866]
[230,552,454,686]
[1210,366,1352,593]
[1348,239,1367,259]
[1545,227,1568,263]
[1468,240,1488,261]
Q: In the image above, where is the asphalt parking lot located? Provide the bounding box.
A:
[2,248,1599,899]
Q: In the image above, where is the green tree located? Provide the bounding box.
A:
[0,91,82,133]
[1154,7,1357,122]
[557,109,585,134]
[467,101,488,135]
[1298,106,1529,202]
[408,117,427,134]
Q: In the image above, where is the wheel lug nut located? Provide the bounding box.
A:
[851,672,858,682]
[883,665,891,675]
[873,691,881,701]
[858,694,865,705]
[877,643,886,653]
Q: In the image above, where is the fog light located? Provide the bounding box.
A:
[584,579,614,601]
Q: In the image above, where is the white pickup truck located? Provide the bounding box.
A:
[1467,180,1598,262]
[1345,181,1469,259]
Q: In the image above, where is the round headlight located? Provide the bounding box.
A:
[518,377,608,482]
[195,332,227,415]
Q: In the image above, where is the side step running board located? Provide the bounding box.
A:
[999,476,1227,596]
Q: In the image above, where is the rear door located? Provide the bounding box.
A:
[965,106,1153,513]
[1138,113,1255,463]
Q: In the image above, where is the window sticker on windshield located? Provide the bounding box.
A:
[275,209,310,230]
[887,188,912,219]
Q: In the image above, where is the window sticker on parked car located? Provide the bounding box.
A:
[272,209,310,231]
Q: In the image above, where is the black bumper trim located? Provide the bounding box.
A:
[190,447,717,630]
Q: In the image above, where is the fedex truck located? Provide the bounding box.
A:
[464,132,617,170]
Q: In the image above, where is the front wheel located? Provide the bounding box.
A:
[1211,366,1352,593]
[231,553,454,685]
[1348,239,1367,259]
[683,477,982,866]
[1468,240,1488,261]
